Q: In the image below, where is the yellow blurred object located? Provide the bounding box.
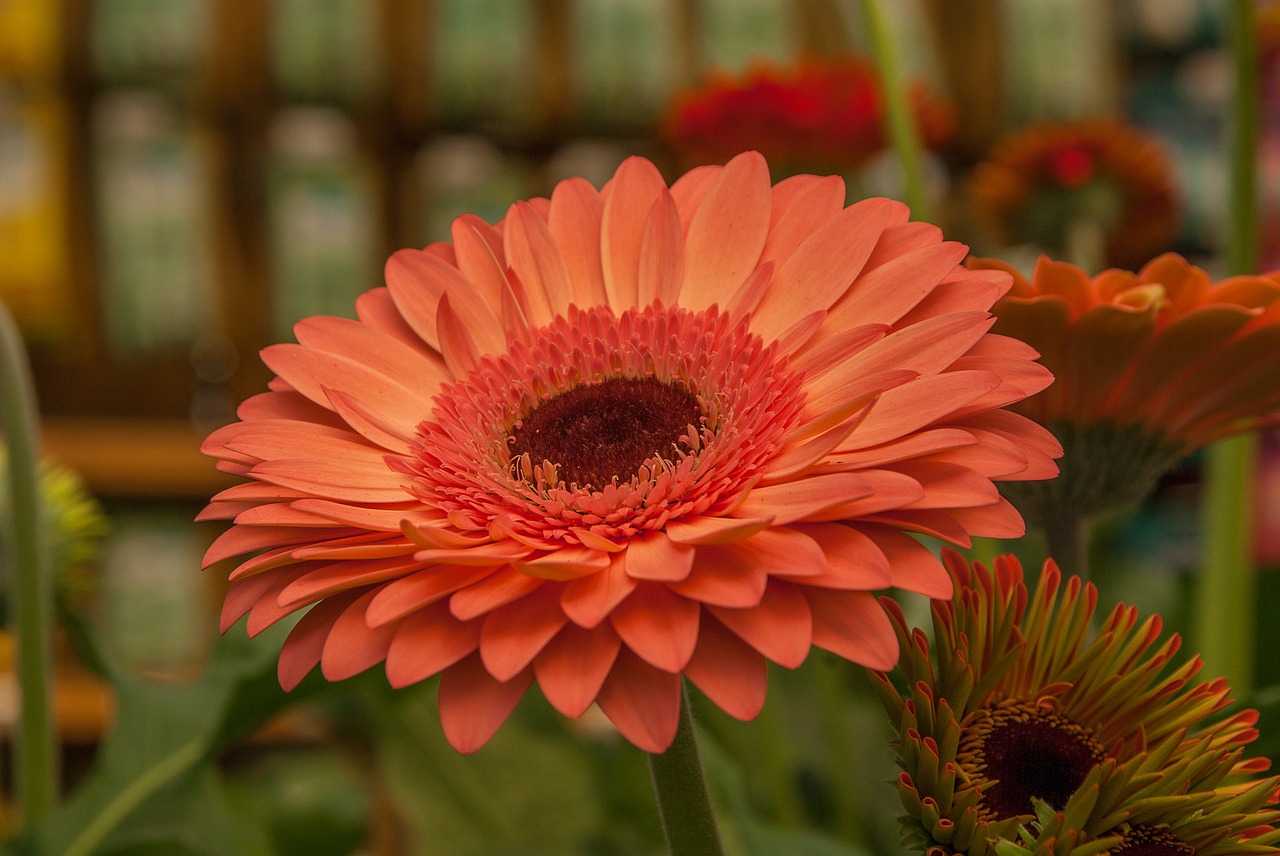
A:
[0,0,61,82]
[0,94,74,343]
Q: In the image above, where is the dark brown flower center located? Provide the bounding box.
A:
[1111,825,1194,856]
[958,701,1106,821]
[507,377,702,489]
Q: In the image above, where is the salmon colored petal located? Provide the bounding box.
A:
[684,615,768,721]
[681,151,771,311]
[891,460,1000,509]
[609,583,701,672]
[533,622,621,717]
[601,156,667,308]
[278,556,424,609]
[825,241,969,330]
[293,314,450,398]
[595,648,682,753]
[479,587,569,681]
[435,293,481,379]
[382,248,445,350]
[623,531,696,582]
[751,197,894,343]
[321,590,398,681]
[206,524,349,569]
[709,580,812,668]
[859,525,951,597]
[732,473,876,525]
[760,174,847,264]
[324,388,417,455]
[663,515,774,546]
[504,201,569,323]
[560,553,637,628]
[384,600,481,687]
[221,567,305,633]
[260,344,436,426]
[277,593,359,691]
[366,565,496,626]
[548,177,609,309]
[450,214,507,316]
[806,588,899,670]
[841,371,1003,450]
[449,566,544,620]
[830,428,977,470]
[250,458,409,504]
[438,653,533,754]
[513,545,611,581]
[246,567,317,635]
[636,191,685,307]
[1064,304,1158,422]
[392,248,506,357]
[789,522,893,590]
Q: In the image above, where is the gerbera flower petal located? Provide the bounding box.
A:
[610,583,701,673]
[683,615,768,721]
[807,588,898,669]
[680,152,771,310]
[532,622,621,717]
[202,152,1060,753]
[320,590,397,681]
[384,601,481,687]
[595,649,682,753]
[479,587,569,681]
[709,580,813,668]
[438,654,534,754]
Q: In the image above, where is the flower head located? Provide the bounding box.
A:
[660,55,954,174]
[873,551,1280,856]
[968,118,1178,270]
[967,253,1280,523]
[200,151,1058,754]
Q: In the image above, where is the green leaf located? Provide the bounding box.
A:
[20,619,323,856]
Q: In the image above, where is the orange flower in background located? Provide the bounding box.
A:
[968,118,1178,270]
[200,151,1059,754]
[971,253,1280,524]
[660,55,954,173]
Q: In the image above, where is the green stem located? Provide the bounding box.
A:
[1044,507,1090,584]
[62,739,205,856]
[816,655,866,849]
[1196,0,1258,694]
[858,0,930,219]
[648,684,725,856]
[0,300,58,823]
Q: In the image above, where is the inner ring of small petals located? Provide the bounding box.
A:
[507,376,702,490]
[401,303,805,544]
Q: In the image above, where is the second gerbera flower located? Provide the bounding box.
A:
[200,151,1059,754]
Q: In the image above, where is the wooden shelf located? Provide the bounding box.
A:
[41,417,234,499]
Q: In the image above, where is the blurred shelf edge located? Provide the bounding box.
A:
[42,416,234,499]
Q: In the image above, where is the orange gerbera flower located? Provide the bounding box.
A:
[200,152,1059,754]
[970,253,1280,524]
[968,118,1178,270]
[660,55,954,174]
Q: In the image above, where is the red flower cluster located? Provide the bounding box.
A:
[660,55,954,173]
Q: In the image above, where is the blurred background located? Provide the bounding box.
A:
[2,1,1280,854]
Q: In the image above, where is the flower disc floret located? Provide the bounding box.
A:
[399,303,804,547]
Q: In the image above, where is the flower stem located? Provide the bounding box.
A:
[0,300,58,824]
[1044,507,1091,584]
[1197,0,1258,695]
[648,684,725,856]
[858,0,930,219]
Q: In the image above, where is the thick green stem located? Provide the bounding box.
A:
[1044,508,1090,584]
[1196,0,1258,694]
[648,684,725,856]
[0,300,58,824]
[858,0,930,219]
